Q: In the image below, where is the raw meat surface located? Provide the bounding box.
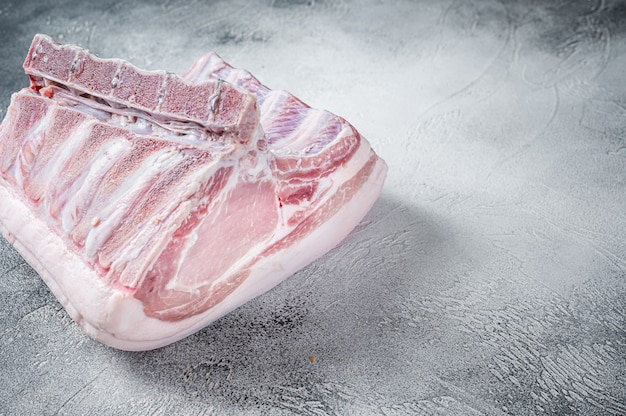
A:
[0,34,386,350]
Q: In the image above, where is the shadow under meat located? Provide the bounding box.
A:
[115,192,465,410]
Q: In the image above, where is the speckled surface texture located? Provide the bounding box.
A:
[0,0,625,414]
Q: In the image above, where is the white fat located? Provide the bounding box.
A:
[83,148,185,260]
[39,120,97,213]
[13,108,56,188]
[66,101,111,121]
[84,206,125,261]
[60,138,131,233]
[284,109,328,151]
[163,228,199,292]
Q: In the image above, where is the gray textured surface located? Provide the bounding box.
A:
[1,0,625,414]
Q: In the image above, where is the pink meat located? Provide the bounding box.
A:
[0,94,48,178]
[25,35,259,142]
[0,34,387,350]
[69,137,172,246]
[23,106,88,202]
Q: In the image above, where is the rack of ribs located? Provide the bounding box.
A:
[0,34,387,350]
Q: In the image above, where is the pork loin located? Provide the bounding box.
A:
[0,34,387,350]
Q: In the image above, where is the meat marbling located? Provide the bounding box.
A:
[0,34,387,350]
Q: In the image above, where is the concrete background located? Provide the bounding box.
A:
[0,0,625,414]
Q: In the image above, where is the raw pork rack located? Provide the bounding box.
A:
[0,34,387,350]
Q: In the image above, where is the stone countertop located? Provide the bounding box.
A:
[0,0,625,414]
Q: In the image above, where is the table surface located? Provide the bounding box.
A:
[1,0,625,414]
